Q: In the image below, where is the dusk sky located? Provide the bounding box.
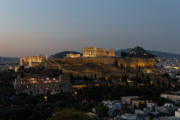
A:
[0,0,180,57]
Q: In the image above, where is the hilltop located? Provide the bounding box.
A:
[116,47,180,59]
[35,56,157,82]
[125,46,156,58]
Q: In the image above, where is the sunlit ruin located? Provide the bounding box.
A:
[83,47,115,57]
[20,55,48,67]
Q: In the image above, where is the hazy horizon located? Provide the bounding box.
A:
[0,0,180,57]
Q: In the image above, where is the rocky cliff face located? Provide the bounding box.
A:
[37,57,155,81]
[61,57,155,68]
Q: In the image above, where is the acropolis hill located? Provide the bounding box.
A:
[20,46,155,69]
[20,47,155,68]
[61,57,155,68]
[20,47,156,81]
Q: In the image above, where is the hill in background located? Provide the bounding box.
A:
[125,46,156,58]
[0,57,19,64]
[116,47,180,59]
[50,47,180,59]
[50,51,82,58]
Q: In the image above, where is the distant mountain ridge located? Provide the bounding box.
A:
[116,48,180,59]
[147,50,180,59]
[50,47,180,59]
[50,51,82,58]
[0,57,19,64]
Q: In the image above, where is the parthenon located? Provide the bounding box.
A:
[83,47,115,57]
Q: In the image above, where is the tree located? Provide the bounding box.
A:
[95,103,108,118]
[162,73,170,79]
[121,52,127,58]
[48,108,90,120]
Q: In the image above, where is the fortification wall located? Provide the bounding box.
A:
[117,58,155,68]
[62,57,155,68]
[62,57,116,65]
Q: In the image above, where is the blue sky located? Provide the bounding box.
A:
[0,0,180,57]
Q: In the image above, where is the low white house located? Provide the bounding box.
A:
[121,113,137,120]
[175,108,180,118]
[161,92,180,102]
[121,96,139,104]
[102,100,121,117]
[155,103,175,115]
[146,100,157,111]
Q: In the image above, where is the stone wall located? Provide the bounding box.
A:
[117,58,155,68]
[62,57,155,68]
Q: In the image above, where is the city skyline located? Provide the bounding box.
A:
[0,0,180,57]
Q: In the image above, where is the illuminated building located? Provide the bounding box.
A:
[14,74,72,95]
[83,47,115,57]
[20,54,48,67]
[66,53,81,58]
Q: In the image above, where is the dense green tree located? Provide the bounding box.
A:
[121,52,127,58]
[95,103,108,118]
[48,108,90,120]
